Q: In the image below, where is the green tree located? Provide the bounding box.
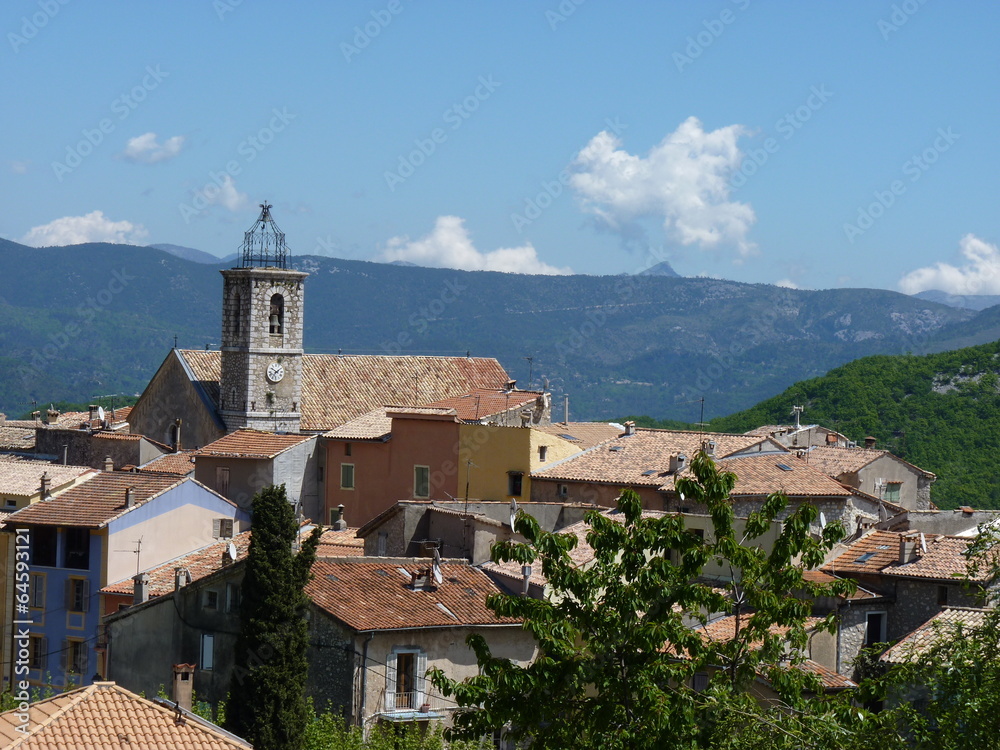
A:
[227,484,321,750]
[431,451,874,749]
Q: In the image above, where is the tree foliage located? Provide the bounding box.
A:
[431,451,867,749]
[226,484,321,750]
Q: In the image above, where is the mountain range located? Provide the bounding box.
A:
[1,237,998,424]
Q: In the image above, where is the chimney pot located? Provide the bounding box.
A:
[40,471,51,498]
[624,421,636,436]
[899,534,919,564]
[125,487,136,508]
[172,664,195,712]
[865,436,877,449]
[104,456,114,472]
[174,567,191,591]
[332,504,347,531]
[670,453,687,473]
[133,572,150,605]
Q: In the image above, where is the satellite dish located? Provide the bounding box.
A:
[227,542,238,560]
[819,512,827,530]
[509,498,519,530]
[432,548,443,584]
[919,533,927,554]
[97,406,105,422]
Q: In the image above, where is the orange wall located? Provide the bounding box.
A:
[325,416,461,527]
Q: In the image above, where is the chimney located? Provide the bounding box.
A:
[174,567,192,591]
[104,456,114,472]
[521,564,532,596]
[899,534,919,564]
[563,394,569,425]
[172,664,195,712]
[173,419,182,452]
[411,568,433,591]
[865,436,877,449]
[88,404,98,423]
[826,432,838,445]
[0,413,5,427]
[125,487,136,508]
[45,408,59,425]
[133,572,150,605]
[702,439,716,458]
[519,410,531,427]
[669,453,687,473]
[39,472,51,499]
[624,421,636,436]
[332,504,348,531]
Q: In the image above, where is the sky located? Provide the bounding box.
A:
[2,1,998,294]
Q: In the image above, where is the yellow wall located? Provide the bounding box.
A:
[457,425,584,502]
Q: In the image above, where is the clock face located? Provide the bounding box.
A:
[266,362,285,383]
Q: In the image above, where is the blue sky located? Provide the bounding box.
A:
[2,1,998,293]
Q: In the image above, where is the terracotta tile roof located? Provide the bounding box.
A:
[307,559,517,631]
[706,454,854,498]
[0,425,35,451]
[532,429,769,486]
[6,472,188,528]
[316,527,364,557]
[422,389,543,422]
[880,607,992,664]
[795,659,857,690]
[801,569,878,600]
[802,445,934,479]
[138,450,197,475]
[195,429,314,460]
[0,461,95,497]
[696,614,823,644]
[178,350,510,431]
[533,422,625,450]
[0,681,251,749]
[824,529,981,582]
[324,407,394,440]
[102,530,253,597]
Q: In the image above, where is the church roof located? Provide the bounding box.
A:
[176,350,510,432]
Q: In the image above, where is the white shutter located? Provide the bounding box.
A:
[212,519,222,539]
[81,580,90,613]
[385,654,396,710]
[416,651,427,706]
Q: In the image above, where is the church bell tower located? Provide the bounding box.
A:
[219,203,306,434]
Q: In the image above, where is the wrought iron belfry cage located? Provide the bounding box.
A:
[240,202,288,268]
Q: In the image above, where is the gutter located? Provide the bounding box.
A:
[359,631,375,727]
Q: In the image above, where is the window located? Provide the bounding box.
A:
[692,673,710,692]
[201,633,215,671]
[507,472,523,497]
[64,528,90,570]
[28,636,47,670]
[215,467,230,497]
[269,294,284,334]
[203,590,219,610]
[31,527,57,567]
[344,442,352,457]
[226,583,241,613]
[414,466,430,499]
[341,463,355,490]
[63,639,87,676]
[213,518,234,539]
[884,482,902,504]
[317,465,324,482]
[65,578,89,613]
[865,612,886,647]
[938,585,949,607]
[377,532,388,557]
[29,574,45,608]
[538,445,548,462]
[386,648,426,710]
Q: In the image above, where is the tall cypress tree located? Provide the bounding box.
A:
[227,484,321,750]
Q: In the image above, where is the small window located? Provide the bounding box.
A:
[865,612,886,647]
[341,463,355,490]
[508,472,523,497]
[377,531,388,557]
[65,578,89,613]
[64,528,90,570]
[213,518,234,539]
[269,294,284,334]
[317,465,324,482]
[201,633,215,671]
[29,574,45,609]
[884,482,902,504]
[64,639,87,676]
[414,466,430,499]
[215,467,230,497]
[938,585,948,607]
[28,636,47,670]
[204,590,219,610]
[226,583,241,613]
[31,527,58,567]
[538,446,548,462]
[692,673,709,692]
[345,442,352,457]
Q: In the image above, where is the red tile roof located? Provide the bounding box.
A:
[696,614,823,644]
[801,446,935,479]
[795,659,857,690]
[0,681,251,749]
[824,529,982,582]
[707,454,854,498]
[316,527,365,557]
[0,461,95,497]
[880,607,992,664]
[195,429,314,460]
[324,408,394,440]
[179,350,510,432]
[138,450,198,475]
[307,559,517,631]
[0,425,35,451]
[7,472,193,528]
[533,422,625,450]
[102,530,253,597]
[423,389,543,422]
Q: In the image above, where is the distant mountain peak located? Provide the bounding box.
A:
[636,260,680,278]
[912,289,1000,312]
[148,243,233,265]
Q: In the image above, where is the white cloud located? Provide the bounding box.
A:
[120,132,185,164]
[199,174,248,212]
[775,279,799,289]
[570,117,756,256]
[379,216,572,275]
[899,234,1000,295]
[10,160,29,174]
[20,211,148,247]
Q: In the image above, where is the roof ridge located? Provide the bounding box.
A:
[7,683,99,746]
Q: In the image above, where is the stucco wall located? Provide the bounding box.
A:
[273,438,320,521]
[195,456,274,511]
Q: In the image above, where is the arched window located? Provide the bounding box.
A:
[269,294,284,334]
[233,292,242,338]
